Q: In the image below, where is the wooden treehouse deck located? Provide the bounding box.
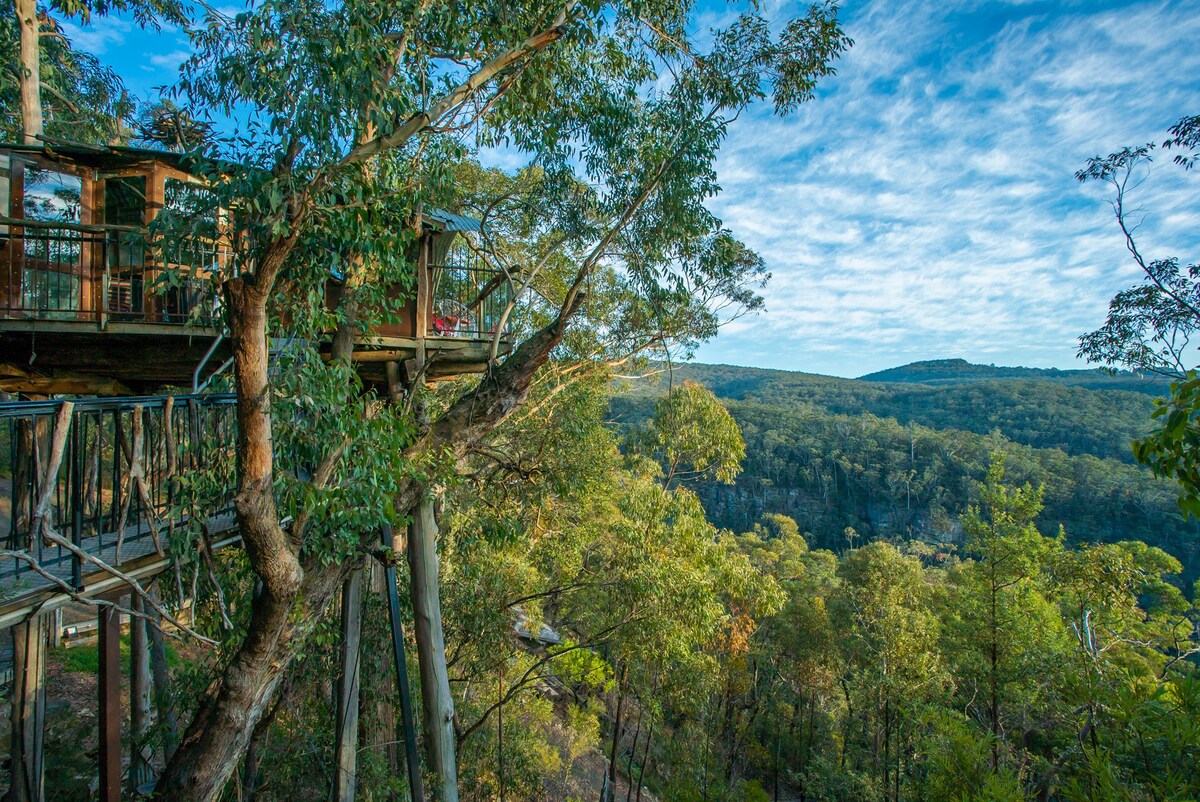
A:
[1,142,517,395]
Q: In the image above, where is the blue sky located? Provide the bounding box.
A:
[58,0,1200,378]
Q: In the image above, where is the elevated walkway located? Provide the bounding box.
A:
[1,393,240,625]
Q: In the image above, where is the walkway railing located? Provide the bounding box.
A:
[1,395,237,592]
[0,218,231,327]
[429,249,515,340]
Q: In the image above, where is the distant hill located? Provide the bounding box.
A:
[617,360,1160,464]
[857,358,1169,394]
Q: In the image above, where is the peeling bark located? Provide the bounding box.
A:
[16,0,41,144]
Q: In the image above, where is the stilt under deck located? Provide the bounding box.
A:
[0,389,427,800]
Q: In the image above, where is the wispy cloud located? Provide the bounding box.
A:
[146,49,192,72]
[57,16,132,55]
[697,0,1200,377]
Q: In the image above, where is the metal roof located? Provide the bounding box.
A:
[425,208,482,233]
[0,139,203,173]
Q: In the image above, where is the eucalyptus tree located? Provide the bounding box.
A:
[3,0,188,142]
[1,0,127,142]
[146,0,851,798]
[1078,115,1200,514]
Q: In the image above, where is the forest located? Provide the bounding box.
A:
[612,361,1200,584]
[0,0,1198,801]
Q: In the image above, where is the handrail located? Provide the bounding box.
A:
[0,215,142,235]
[0,393,236,417]
[1,394,240,591]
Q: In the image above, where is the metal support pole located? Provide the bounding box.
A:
[382,525,425,802]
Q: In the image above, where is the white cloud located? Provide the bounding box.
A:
[147,49,192,72]
[696,0,1200,377]
[57,16,132,54]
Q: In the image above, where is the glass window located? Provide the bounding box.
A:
[19,168,83,316]
[22,168,82,224]
[105,177,148,271]
[159,178,221,271]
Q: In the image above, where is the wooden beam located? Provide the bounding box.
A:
[98,601,122,802]
[0,363,133,396]
[7,613,47,802]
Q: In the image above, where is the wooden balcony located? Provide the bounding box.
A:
[1,143,516,395]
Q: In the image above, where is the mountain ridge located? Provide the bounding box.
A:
[856,358,1168,392]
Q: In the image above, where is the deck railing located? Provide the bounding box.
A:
[0,395,237,590]
[0,218,231,327]
[429,252,516,340]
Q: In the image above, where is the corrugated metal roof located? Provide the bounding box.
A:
[426,208,482,233]
[0,140,204,173]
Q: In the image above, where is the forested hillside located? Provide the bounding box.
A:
[858,358,1168,392]
[613,362,1200,584]
[620,361,1162,463]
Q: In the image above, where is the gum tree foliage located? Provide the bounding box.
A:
[1077,115,1200,515]
[2,0,190,141]
[0,0,131,141]
[625,378,747,487]
[138,0,852,798]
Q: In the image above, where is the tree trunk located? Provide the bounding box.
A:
[130,595,155,794]
[16,0,41,144]
[408,494,459,801]
[155,273,323,801]
[364,561,401,777]
[607,664,628,802]
[158,267,580,798]
[624,706,643,802]
[6,614,46,802]
[635,724,653,802]
[147,588,180,761]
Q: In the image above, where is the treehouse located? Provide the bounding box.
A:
[0,141,513,396]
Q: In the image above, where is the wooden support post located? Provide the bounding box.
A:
[130,594,154,794]
[415,236,430,341]
[7,614,47,802]
[97,602,122,802]
[365,561,400,778]
[381,527,425,802]
[408,494,459,802]
[332,567,364,802]
[147,587,180,761]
